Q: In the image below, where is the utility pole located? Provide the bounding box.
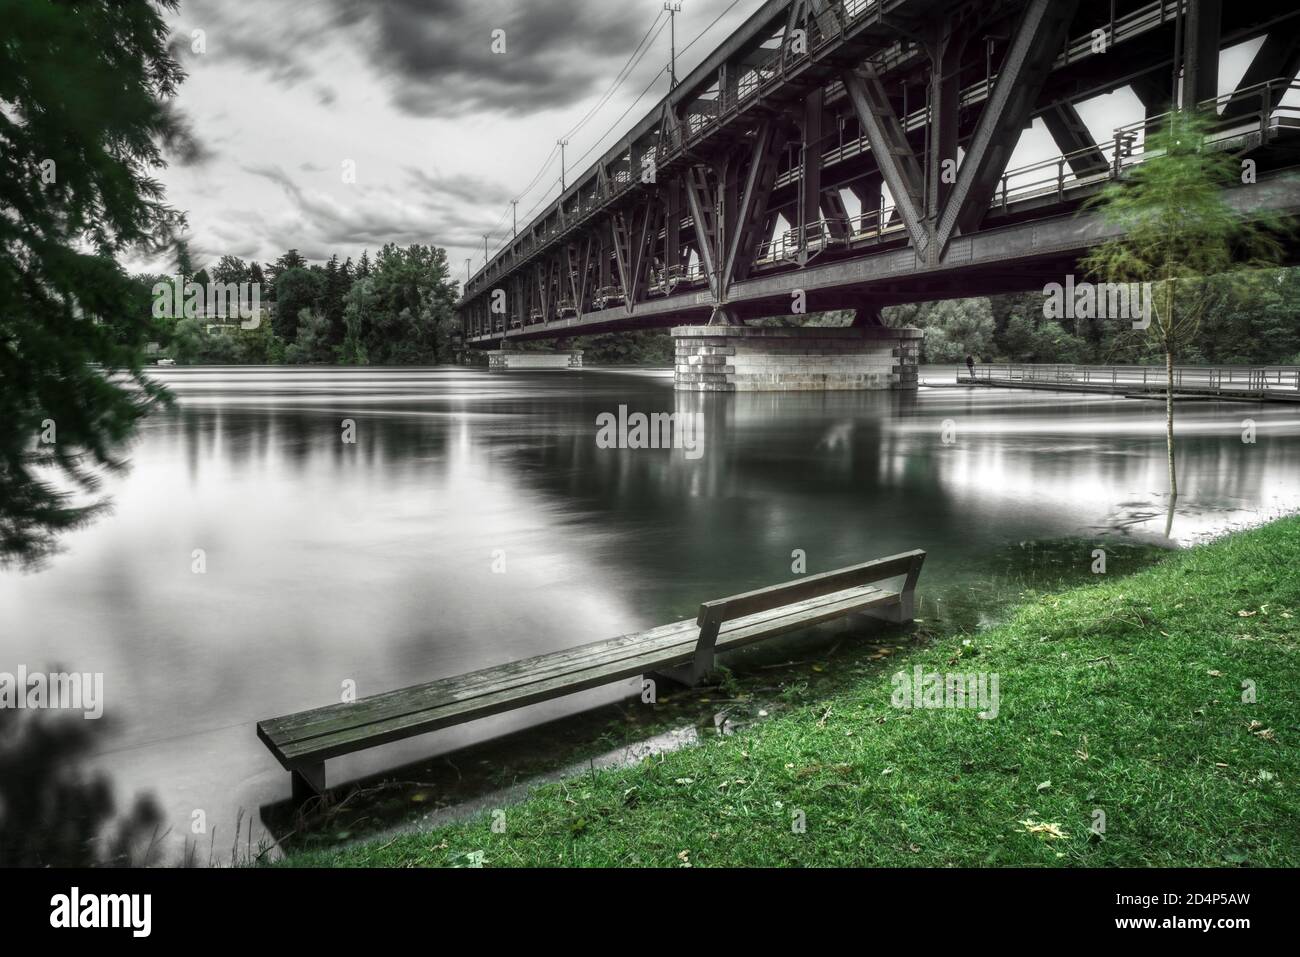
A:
[483,234,489,265]
[558,138,569,192]
[665,2,682,89]
[512,199,518,238]
[465,258,471,285]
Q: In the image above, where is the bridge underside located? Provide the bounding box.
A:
[457,0,1300,389]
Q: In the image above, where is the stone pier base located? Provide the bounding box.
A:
[487,349,583,371]
[673,325,921,392]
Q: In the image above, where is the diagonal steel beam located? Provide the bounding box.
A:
[723,120,788,289]
[577,235,593,310]
[627,195,661,314]
[1221,30,1300,120]
[610,213,632,301]
[841,64,930,261]
[566,243,581,305]
[1043,101,1109,177]
[933,0,1080,256]
[780,0,807,70]
[683,164,721,301]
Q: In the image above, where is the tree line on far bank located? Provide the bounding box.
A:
[143,242,460,365]
[880,267,1300,367]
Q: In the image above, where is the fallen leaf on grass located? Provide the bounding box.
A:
[1248,721,1276,741]
[1021,819,1069,840]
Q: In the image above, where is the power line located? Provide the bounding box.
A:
[481,149,560,255]
[480,11,671,265]
[561,10,666,143]
[514,144,560,201]
[478,0,746,273]
[480,6,665,260]
[679,0,744,57]
[568,18,671,169]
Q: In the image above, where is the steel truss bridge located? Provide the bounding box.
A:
[457,0,1300,346]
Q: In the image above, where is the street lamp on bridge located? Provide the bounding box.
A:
[665,2,682,90]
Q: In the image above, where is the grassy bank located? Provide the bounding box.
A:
[285,519,1300,867]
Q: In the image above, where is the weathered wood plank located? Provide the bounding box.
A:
[259,618,699,747]
[697,550,924,626]
[267,583,894,749]
[263,583,900,767]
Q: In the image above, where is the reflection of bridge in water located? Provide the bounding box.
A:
[963,363,1300,401]
[456,0,1300,391]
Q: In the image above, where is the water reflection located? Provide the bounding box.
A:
[2,366,1297,864]
[0,709,164,867]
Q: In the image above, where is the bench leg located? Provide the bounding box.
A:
[647,659,716,689]
[859,592,916,625]
[290,762,326,804]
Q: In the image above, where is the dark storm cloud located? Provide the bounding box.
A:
[172,0,343,89]
[331,0,658,117]
[173,0,659,117]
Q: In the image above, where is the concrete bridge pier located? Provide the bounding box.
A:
[487,348,584,371]
[673,325,921,392]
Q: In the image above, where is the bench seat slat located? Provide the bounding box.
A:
[258,618,700,745]
[259,582,898,769]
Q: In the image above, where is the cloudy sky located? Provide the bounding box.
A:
[150,0,1263,285]
[149,0,752,280]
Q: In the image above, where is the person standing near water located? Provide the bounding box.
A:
[966,355,976,379]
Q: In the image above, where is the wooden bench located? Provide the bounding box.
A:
[257,549,924,800]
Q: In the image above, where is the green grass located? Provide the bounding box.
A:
[284,518,1300,867]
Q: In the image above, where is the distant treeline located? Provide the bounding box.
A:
[882,267,1300,366]
[141,244,459,365]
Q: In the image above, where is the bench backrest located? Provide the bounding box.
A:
[697,549,926,629]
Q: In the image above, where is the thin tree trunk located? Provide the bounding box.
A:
[1166,347,1177,499]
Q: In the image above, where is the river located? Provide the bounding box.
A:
[3,365,1298,863]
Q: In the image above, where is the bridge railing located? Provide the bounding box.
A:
[754,218,854,263]
[991,78,1300,211]
[967,363,1300,393]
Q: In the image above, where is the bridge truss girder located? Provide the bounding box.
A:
[461,0,1300,343]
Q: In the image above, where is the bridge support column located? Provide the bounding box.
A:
[673,325,920,392]
[487,349,584,371]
